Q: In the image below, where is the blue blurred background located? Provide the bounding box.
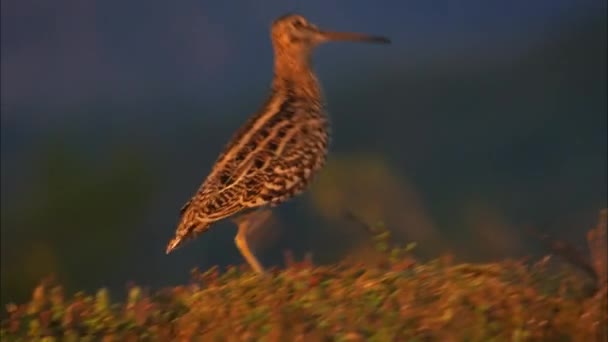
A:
[1,0,606,305]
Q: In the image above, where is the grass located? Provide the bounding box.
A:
[2,209,606,341]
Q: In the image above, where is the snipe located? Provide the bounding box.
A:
[166,14,390,274]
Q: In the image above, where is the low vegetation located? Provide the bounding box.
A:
[2,210,606,341]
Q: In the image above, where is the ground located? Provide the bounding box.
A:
[2,210,606,341]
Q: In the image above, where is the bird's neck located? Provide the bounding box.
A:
[272,54,321,99]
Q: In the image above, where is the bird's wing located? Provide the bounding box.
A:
[178,186,248,224]
[176,157,264,225]
[179,95,328,221]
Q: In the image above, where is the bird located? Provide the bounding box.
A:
[165,13,390,274]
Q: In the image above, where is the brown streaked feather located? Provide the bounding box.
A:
[177,83,329,230]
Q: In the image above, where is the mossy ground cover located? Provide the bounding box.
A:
[2,210,606,341]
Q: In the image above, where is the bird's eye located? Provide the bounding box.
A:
[292,19,305,27]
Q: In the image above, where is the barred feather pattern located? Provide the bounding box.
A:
[175,80,330,239]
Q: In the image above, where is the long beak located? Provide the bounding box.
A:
[317,29,391,44]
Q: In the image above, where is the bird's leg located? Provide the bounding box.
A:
[233,209,272,274]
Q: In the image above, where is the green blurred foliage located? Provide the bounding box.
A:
[1,135,157,306]
[309,154,452,259]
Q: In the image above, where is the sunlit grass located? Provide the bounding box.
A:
[2,210,605,341]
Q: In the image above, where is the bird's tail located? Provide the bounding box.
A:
[165,220,211,254]
[165,234,185,254]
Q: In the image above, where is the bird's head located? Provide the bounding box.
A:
[270,14,390,57]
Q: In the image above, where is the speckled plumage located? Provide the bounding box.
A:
[178,83,329,230]
[166,14,389,273]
